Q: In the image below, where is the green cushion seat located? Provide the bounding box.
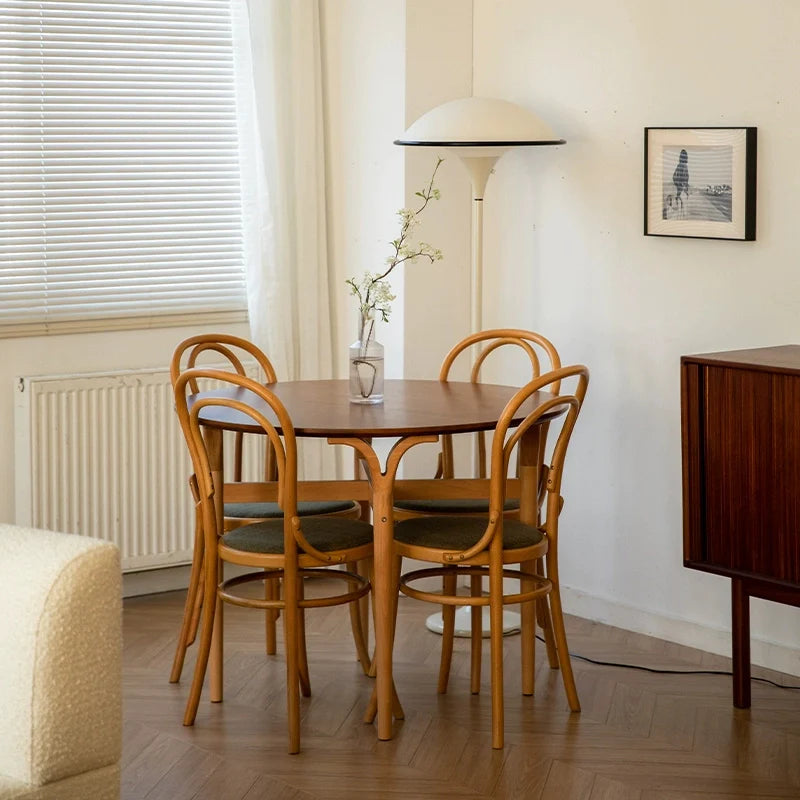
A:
[393,497,520,514]
[223,499,358,519]
[394,515,543,551]
[222,516,373,555]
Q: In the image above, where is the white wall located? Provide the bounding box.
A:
[403,0,472,381]
[320,0,407,379]
[400,0,473,476]
[448,0,800,673]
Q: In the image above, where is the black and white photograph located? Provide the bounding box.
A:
[645,127,757,240]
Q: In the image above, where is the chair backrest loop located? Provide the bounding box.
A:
[437,329,562,480]
[439,328,561,384]
[170,333,277,389]
[171,334,279,483]
[174,369,342,565]
[442,365,588,563]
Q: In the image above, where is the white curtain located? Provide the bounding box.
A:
[239,0,339,478]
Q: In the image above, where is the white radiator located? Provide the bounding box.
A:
[14,367,262,571]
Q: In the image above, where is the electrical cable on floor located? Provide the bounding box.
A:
[534,635,800,691]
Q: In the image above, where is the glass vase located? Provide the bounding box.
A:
[349,312,384,404]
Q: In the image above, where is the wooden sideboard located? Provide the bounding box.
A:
[681,345,800,707]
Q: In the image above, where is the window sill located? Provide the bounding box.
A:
[0,310,249,339]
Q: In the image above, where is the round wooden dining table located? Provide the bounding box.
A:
[195,378,559,740]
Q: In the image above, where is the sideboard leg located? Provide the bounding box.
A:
[731,578,751,708]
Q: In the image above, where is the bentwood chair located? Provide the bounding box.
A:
[392,329,562,689]
[394,365,589,749]
[175,368,373,754]
[168,334,365,685]
[394,329,561,517]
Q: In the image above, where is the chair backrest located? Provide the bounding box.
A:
[171,334,278,482]
[443,365,589,563]
[0,525,121,788]
[170,333,277,389]
[438,329,562,479]
[173,368,346,565]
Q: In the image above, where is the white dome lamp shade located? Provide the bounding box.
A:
[395,96,565,199]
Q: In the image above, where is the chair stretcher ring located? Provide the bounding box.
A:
[399,564,551,606]
[219,567,370,610]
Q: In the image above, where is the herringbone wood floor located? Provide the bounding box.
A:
[123,586,800,799]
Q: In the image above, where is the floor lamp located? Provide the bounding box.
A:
[395,96,565,636]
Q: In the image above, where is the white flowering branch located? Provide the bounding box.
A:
[346,157,444,324]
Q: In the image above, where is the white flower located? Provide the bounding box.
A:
[345,158,443,322]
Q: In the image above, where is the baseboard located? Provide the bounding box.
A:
[123,564,192,598]
[561,584,800,678]
[122,562,339,598]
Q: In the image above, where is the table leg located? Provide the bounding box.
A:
[518,428,543,693]
[370,476,395,740]
[517,428,541,526]
[732,578,751,708]
[329,433,437,741]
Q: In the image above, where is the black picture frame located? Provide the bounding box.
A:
[644,127,757,241]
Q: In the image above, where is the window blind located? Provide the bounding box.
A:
[0,0,248,335]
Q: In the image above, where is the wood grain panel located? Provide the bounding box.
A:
[681,362,705,564]
[699,365,800,584]
[681,345,800,710]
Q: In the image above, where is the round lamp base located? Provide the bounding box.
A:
[424,608,521,638]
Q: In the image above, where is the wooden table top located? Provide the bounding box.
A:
[193,378,556,438]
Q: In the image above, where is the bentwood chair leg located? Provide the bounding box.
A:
[210,591,224,703]
[520,560,537,696]
[535,556,559,669]
[489,560,505,750]
[170,513,204,683]
[546,556,581,712]
[437,571,457,694]
[183,556,218,726]
[389,556,404,719]
[188,569,204,646]
[284,568,301,754]
[470,574,483,695]
[358,558,371,656]
[391,555,402,637]
[352,448,373,669]
[366,556,378,679]
[347,560,372,674]
[265,570,278,655]
[297,578,311,698]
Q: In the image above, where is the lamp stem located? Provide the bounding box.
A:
[471,197,483,335]
[459,154,499,336]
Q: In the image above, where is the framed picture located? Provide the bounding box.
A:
[644,127,757,241]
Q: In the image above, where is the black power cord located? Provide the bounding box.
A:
[535,635,800,691]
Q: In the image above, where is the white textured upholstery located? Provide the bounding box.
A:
[0,766,120,800]
[0,525,121,799]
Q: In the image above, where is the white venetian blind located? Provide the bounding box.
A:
[0,0,248,336]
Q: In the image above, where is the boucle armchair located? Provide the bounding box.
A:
[0,524,122,800]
